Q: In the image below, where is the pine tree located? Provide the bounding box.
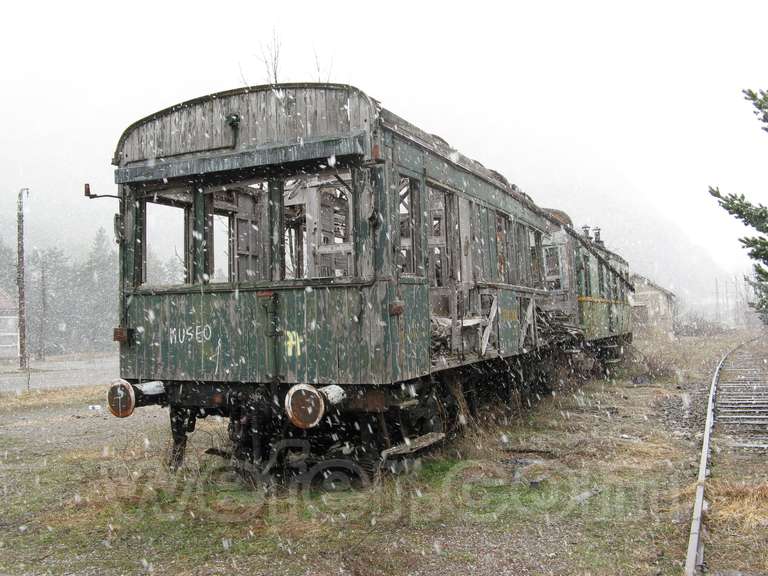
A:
[28,248,76,355]
[709,89,768,322]
[0,235,15,297]
[77,228,118,350]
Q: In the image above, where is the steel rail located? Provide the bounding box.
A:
[683,337,760,575]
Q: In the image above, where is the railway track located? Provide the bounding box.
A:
[684,337,768,575]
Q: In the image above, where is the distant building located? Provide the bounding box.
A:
[0,288,19,361]
[629,274,676,338]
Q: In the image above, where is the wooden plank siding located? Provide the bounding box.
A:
[114,83,588,390]
[114,84,376,167]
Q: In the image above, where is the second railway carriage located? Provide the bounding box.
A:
[540,209,633,351]
[105,83,604,472]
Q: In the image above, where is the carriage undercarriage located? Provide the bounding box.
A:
[109,334,627,485]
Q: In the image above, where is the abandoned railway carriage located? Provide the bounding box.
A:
[106,83,619,472]
[541,210,633,350]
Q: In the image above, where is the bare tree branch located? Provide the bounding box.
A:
[261,29,281,86]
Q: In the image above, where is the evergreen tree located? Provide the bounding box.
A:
[0,236,14,298]
[28,247,77,355]
[77,228,118,351]
[709,89,768,322]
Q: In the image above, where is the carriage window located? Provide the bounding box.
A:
[544,246,562,290]
[142,198,189,285]
[283,200,307,279]
[428,186,450,286]
[210,213,231,282]
[529,229,543,288]
[234,184,266,282]
[496,213,514,283]
[597,261,605,297]
[398,176,421,275]
[515,223,531,286]
[581,255,592,297]
[280,171,354,279]
[317,185,353,277]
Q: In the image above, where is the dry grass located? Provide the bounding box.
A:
[5,333,765,575]
[0,383,104,412]
[708,480,768,529]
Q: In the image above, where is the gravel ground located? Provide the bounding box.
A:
[0,353,118,394]
[1,332,763,576]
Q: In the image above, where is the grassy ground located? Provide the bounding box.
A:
[0,331,762,575]
[703,338,768,574]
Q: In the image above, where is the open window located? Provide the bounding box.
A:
[233,183,267,282]
[495,213,516,284]
[317,183,353,277]
[280,170,354,279]
[529,229,544,288]
[544,246,562,290]
[515,222,531,287]
[397,176,422,275]
[140,190,191,286]
[204,185,267,283]
[427,186,451,287]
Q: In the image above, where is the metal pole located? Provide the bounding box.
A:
[17,188,29,370]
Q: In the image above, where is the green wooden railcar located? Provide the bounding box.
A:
[540,210,633,349]
[105,83,617,471]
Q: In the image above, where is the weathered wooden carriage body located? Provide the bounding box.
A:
[108,83,601,466]
[540,210,632,344]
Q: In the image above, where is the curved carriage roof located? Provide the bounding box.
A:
[112,82,540,208]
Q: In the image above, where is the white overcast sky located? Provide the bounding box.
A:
[1,0,767,311]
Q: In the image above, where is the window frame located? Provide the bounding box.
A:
[136,190,193,287]
[396,174,424,277]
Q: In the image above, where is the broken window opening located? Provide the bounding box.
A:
[496,213,514,284]
[210,213,232,282]
[204,187,261,284]
[234,183,267,282]
[515,222,531,287]
[397,176,421,275]
[283,202,307,280]
[544,246,562,290]
[427,186,451,287]
[317,184,353,277]
[141,192,191,286]
[280,170,354,280]
[529,229,544,288]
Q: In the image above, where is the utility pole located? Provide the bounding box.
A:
[17,188,29,370]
